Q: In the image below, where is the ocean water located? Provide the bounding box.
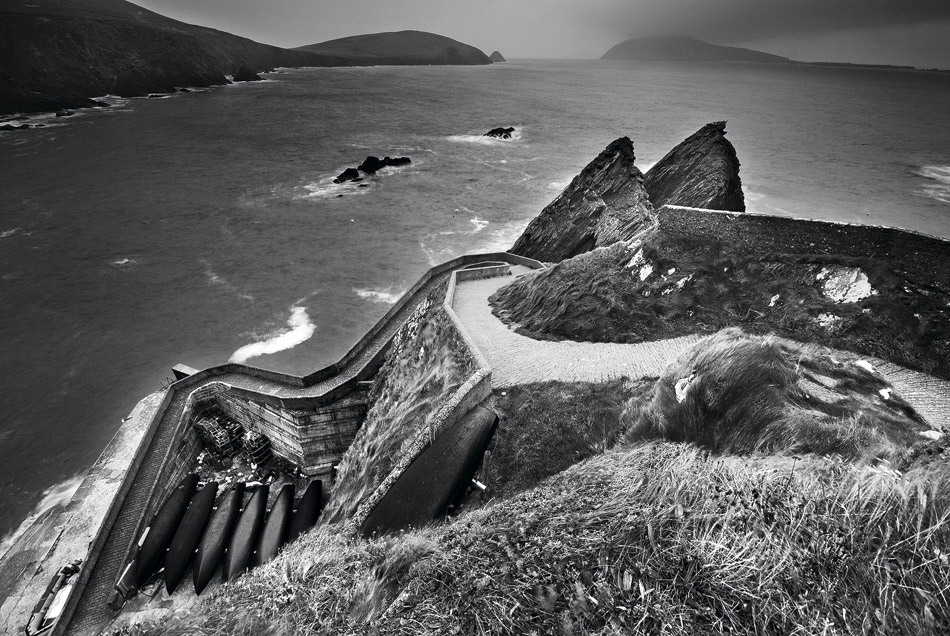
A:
[1,60,949,541]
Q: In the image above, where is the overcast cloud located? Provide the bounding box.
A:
[138,0,950,67]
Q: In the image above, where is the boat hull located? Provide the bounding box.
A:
[286,479,322,544]
[164,481,218,594]
[193,482,245,595]
[134,473,199,587]
[222,484,268,582]
[252,483,294,567]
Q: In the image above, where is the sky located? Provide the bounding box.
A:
[138,0,950,68]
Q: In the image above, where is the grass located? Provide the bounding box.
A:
[490,229,950,379]
[623,328,936,460]
[483,379,650,498]
[120,440,950,636]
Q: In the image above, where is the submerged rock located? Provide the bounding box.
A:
[509,136,654,262]
[233,66,264,82]
[644,121,745,211]
[485,126,515,139]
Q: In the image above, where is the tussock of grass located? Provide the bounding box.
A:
[624,328,935,460]
[324,283,477,524]
[129,440,950,636]
[491,229,950,378]
[484,379,649,497]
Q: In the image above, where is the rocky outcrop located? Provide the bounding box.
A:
[334,156,411,183]
[509,137,654,262]
[296,30,491,66]
[489,51,507,63]
[644,122,745,211]
[233,66,264,82]
[485,127,515,139]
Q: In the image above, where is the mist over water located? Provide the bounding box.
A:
[0,60,948,537]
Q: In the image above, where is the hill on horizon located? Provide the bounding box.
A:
[296,30,491,66]
[602,35,791,63]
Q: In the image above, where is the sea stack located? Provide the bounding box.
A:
[643,121,745,211]
[509,137,654,262]
[232,66,264,82]
[489,51,507,63]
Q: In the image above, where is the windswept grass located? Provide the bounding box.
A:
[124,439,950,636]
[491,229,950,378]
[624,328,937,460]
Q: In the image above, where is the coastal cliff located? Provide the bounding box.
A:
[508,137,654,262]
[644,121,745,211]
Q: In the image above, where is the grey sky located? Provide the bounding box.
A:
[138,0,950,67]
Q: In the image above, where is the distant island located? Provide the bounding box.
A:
[295,31,491,66]
[489,51,507,63]
[0,0,492,115]
[602,35,791,64]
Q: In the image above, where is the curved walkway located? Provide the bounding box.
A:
[451,267,950,432]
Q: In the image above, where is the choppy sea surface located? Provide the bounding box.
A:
[1,60,949,543]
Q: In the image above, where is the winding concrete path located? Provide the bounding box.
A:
[451,267,950,432]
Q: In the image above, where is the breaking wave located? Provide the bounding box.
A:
[230,305,316,364]
[0,476,83,560]
[355,287,404,304]
[916,165,950,204]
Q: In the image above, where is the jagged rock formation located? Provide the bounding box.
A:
[644,122,745,211]
[0,0,346,115]
[233,66,264,82]
[509,137,654,262]
[485,127,515,139]
[296,30,491,66]
[334,156,412,183]
[602,35,790,64]
[489,51,507,63]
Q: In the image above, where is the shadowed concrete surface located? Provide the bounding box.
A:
[360,405,498,537]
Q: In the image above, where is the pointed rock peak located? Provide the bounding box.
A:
[489,50,507,62]
[644,121,745,212]
[509,136,654,262]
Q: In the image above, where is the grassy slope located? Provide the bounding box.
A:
[121,440,950,636]
[491,229,950,379]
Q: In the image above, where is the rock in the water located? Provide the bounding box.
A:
[55,110,73,117]
[484,127,515,139]
[643,121,745,212]
[333,168,361,183]
[489,51,507,63]
[357,156,410,173]
[509,137,654,262]
[233,66,264,82]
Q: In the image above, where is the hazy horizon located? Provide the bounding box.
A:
[134,0,950,68]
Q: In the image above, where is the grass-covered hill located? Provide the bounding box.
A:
[295,31,491,66]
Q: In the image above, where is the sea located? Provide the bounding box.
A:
[1,59,949,546]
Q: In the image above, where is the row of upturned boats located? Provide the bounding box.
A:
[113,473,323,602]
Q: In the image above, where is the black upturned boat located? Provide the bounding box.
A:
[251,483,294,567]
[193,482,245,594]
[222,484,268,582]
[164,480,218,593]
[286,479,322,544]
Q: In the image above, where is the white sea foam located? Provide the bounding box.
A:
[110,257,136,267]
[230,305,316,364]
[917,165,950,204]
[0,475,84,561]
[202,260,255,301]
[0,227,21,239]
[548,177,572,191]
[470,217,489,232]
[355,287,404,304]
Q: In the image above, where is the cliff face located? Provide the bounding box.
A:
[644,121,745,211]
[0,0,343,115]
[295,31,491,66]
[509,137,654,262]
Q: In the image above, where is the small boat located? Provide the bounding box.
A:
[164,480,219,593]
[135,473,199,588]
[222,484,268,582]
[193,482,245,595]
[251,483,294,567]
[25,560,81,635]
[286,479,322,544]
